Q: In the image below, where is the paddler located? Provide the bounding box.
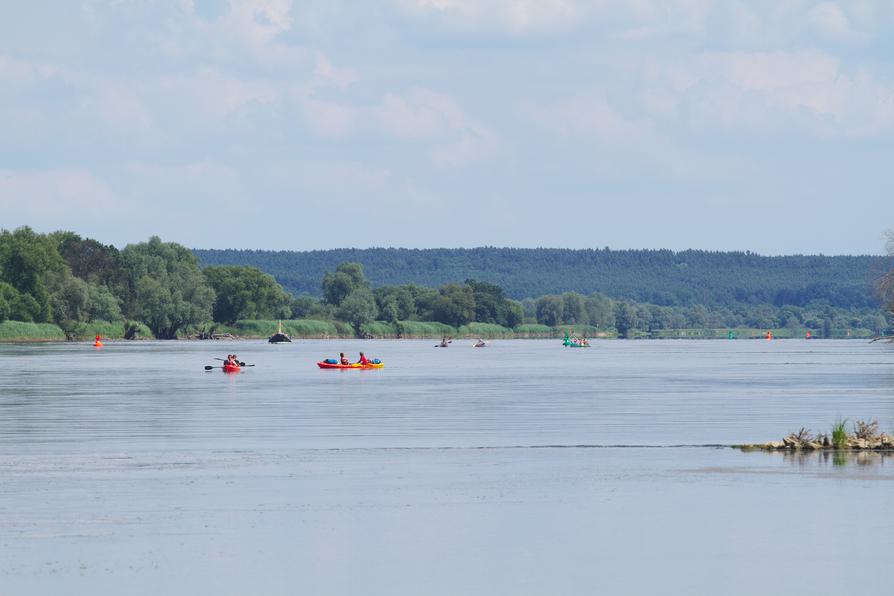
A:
[357,352,369,365]
[339,352,350,365]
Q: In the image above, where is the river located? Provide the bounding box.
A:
[1,339,892,595]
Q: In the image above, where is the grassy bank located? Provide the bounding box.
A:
[0,321,67,341]
[649,327,874,339]
[0,318,880,342]
[217,319,610,339]
[0,320,152,342]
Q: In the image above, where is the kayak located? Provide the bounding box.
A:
[317,361,384,369]
[222,363,241,373]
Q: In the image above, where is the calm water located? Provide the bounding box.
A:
[1,339,893,595]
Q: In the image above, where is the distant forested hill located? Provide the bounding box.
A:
[193,247,890,308]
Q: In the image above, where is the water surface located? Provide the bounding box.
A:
[1,340,892,595]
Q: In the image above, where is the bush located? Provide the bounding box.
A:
[395,320,457,338]
[831,419,848,449]
[457,322,515,338]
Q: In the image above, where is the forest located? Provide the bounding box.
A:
[2,226,892,340]
[194,247,889,309]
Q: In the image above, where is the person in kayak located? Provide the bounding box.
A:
[357,352,369,365]
[339,352,350,365]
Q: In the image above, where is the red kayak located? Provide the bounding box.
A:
[222,363,241,373]
[317,361,384,369]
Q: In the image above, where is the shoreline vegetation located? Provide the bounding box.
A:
[2,227,892,342]
[0,318,878,342]
[736,419,894,452]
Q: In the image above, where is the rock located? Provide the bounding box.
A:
[880,434,894,448]
[848,438,869,449]
[822,436,831,447]
[765,441,785,450]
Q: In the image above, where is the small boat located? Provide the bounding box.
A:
[317,360,384,369]
[562,332,590,348]
[222,362,241,373]
[473,339,487,347]
[268,320,292,344]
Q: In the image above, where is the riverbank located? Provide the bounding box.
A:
[0,320,152,342]
[0,318,877,342]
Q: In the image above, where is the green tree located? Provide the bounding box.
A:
[876,229,894,322]
[48,272,90,339]
[0,226,65,322]
[431,283,476,327]
[378,295,400,324]
[614,302,638,338]
[322,262,368,306]
[204,265,291,324]
[337,287,378,336]
[407,285,438,320]
[584,294,614,328]
[465,279,507,325]
[0,282,11,322]
[291,295,328,319]
[535,295,563,327]
[86,283,123,321]
[53,232,128,290]
[373,286,417,320]
[123,237,215,339]
[504,300,524,328]
[561,292,585,324]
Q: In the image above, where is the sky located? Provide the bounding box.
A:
[2,0,894,255]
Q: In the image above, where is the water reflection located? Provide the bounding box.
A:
[778,449,893,468]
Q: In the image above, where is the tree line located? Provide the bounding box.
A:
[0,228,290,339]
[2,227,891,339]
[194,246,890,310]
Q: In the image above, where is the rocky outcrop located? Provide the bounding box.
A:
[736,420,894,451]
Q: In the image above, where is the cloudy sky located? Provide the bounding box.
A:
[2,1,894,254]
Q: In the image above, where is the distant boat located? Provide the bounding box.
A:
[268,320,292,344]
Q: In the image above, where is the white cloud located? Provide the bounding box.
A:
[375,89,498,166]
[808,2,860,40]
[154,68,280,123]
[393,0,584,33]
[0,169,123,224]
[0,55,57,94]
[648,50,894,136]
[519,94,643,139]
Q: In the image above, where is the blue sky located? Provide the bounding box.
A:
[2,0,893,254]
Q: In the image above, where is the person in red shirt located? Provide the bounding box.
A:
[357,352,369,365]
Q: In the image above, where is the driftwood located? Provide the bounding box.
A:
[191,331,237,340]
[869,335,894,343]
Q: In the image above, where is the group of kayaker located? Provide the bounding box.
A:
[563,332,590,347]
